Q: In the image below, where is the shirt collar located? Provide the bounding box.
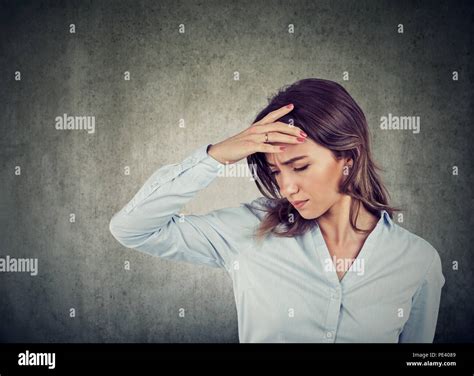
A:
[380,209,393,228]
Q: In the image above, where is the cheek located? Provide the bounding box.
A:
[306,164,343,195]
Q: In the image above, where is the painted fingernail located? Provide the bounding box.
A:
[300,131,307,137]
[297,137,306,142]
[286,103,293,109]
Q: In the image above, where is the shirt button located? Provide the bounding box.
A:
[326,331,333,338]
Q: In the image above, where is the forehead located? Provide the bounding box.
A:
[264,139,337,167]
[263,139,318,165]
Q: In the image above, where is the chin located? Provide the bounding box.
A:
[297,209,319,220]
[297,204,327,220]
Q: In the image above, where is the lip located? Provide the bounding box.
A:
[291,199,309,209]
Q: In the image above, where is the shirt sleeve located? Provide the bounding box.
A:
[109,144,263,269]
[398,250,446,343]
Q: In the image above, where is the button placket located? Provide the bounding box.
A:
[325,293,341,342]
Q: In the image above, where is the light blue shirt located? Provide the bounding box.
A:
[109,144,445,343]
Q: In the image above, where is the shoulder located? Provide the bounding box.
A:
[388,223,444,284]
[393,224,438,260]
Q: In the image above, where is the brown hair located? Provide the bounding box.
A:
[246,78,402,241]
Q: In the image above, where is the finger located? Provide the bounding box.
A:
[255,143,287,154]
[253,104,294,126]
[251,121,306,138]
[249,131,305,145]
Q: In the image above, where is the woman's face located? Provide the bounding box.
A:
[265,138,350,219]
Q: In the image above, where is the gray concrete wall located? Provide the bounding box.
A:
[0,0,472,342]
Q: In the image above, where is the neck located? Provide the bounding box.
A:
[316,195,378,246]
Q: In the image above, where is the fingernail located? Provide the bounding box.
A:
[286,103,293,109]
[280,146,287,150]
[300,131,307,137]
[297,137,306,142]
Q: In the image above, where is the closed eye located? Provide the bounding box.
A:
[294,165,309,172]
[270,165,309,176]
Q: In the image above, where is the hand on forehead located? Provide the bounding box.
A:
[264,140,313,166]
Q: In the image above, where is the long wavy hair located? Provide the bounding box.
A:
[246,78,402,241]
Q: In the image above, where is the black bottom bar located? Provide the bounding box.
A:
[0,343,472,374]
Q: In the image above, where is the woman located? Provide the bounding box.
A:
[109,78,445,343]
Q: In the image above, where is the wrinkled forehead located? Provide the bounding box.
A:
[263,144,285,166]
[264,151,277,166]
[262,139,338,167]
[263,145,303,168]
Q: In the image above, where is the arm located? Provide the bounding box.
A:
[109,144,254,269]
[398,251,446,343]
[109,104,307,268]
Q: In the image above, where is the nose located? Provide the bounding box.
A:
[279,174,299,198]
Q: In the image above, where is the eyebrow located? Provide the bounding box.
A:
[267,156,308,167]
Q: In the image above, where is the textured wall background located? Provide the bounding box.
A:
[0,0,473,343]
